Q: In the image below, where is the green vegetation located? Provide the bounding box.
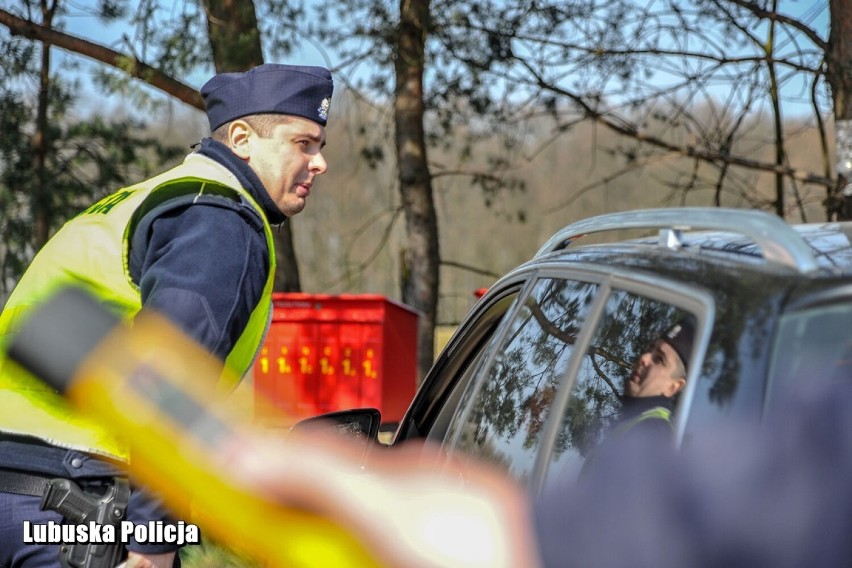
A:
[180,541,263,568]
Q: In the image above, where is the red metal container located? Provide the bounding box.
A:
[253,293,419,425]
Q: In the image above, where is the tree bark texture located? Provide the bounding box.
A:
[395,0,438,382]
[32,1,54,248]
[828,0,852,219]
[202,0,264,73]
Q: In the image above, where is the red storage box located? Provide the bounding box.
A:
[253,293,419,425]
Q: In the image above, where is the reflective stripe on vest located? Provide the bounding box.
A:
[613,406,673,436]
[0,155,276,460]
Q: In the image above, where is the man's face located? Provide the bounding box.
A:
[242,116,328,217]
[625,340,686,398]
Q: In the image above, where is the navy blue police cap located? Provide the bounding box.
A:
[201,63,334,132]
[661,317,696,372]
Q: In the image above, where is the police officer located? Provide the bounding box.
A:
[615,318,695,437]
[0,64,333,567]
[578,319,695,481]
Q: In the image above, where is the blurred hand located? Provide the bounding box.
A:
[220,433,541,568]
[120,551,176,568]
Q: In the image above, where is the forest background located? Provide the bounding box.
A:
[0,0,842,379]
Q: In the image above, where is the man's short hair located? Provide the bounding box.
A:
[209,114,294,143]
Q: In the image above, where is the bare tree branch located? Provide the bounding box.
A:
[452,21,820,75]
[0,8,204,110]
[515,58,832,188]
[440,260,500,278]
[723,0,828,51]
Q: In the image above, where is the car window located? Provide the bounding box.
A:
[766,302,852,409]
[395,288,522,444]
[442,278,600,485]
[673,268,782,441]
[544,289,694,486]
[425,347,489,446]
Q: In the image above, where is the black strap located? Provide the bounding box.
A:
[127,177,243,237]
[0,468,52,497]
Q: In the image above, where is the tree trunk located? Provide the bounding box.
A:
[767,0,786,218]
[32,1,55,248]
[202,0,263,72]
[395,0,438,382]
[273,222,301,292]
[828,0,852,220]
[202,0,301,291]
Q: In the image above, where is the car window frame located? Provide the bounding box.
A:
[528,263,714,494]
[438,271,608,482]
[764,284,852,414]
[391,269,537,444]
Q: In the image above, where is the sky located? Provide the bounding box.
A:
[53,0,332,123]
[58,1,331,89]
[40,0,832,123]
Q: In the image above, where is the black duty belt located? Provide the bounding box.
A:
[0,467,130,568]
[0,468,54,497]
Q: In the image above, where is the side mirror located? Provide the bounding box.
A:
[290,408,382,458]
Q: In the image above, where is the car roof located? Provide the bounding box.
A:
[534,208,852,278]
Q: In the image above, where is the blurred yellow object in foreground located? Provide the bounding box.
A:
[6,286,380,567]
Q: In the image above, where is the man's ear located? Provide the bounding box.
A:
[665,378,686,398]
[228,120,252,159]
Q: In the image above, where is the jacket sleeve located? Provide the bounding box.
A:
[128,195,269,362]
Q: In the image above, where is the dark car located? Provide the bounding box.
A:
[347,207,852,492]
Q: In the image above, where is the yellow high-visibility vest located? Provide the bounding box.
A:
[0,153,276,460]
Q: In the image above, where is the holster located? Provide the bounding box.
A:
[40,477,130,568]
